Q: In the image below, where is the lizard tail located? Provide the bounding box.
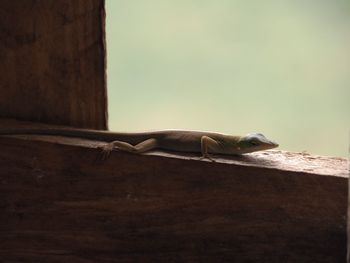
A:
[0,128,164,144]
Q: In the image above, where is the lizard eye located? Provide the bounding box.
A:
[249,140,259,146]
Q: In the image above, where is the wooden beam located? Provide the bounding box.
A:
[0,119,347,262]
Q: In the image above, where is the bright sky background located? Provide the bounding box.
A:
[106,0,349,157]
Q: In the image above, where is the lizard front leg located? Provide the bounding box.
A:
[100,138,158,159]
[200,136,220,161]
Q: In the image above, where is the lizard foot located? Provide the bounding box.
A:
[99,143,115,160]
[200,154,216,162]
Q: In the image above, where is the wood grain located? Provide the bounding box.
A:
[0,0,107,129]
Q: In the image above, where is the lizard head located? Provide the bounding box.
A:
[237,133,279,153]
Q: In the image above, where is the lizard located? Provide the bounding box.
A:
[0,128,279,160]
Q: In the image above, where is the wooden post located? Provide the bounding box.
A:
[0,0,107,129]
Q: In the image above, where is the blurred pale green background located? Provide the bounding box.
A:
[106,0,349,157]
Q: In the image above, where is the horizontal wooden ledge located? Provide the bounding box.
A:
[0,134,348,178]
[0,118,347,178]
[0,118,347,262]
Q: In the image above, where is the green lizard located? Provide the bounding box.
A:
[0,128,278,160]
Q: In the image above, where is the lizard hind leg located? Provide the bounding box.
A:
[100,138,158,159]
[133,138,158,153]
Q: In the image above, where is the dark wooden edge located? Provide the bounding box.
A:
[100,0,108,130]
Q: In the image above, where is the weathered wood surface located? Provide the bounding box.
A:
[0,120,348,262]
[0,0,107,129]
